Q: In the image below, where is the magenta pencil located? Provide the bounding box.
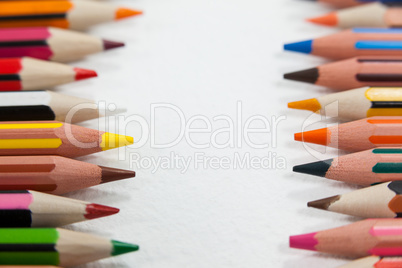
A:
[290,219,402,257]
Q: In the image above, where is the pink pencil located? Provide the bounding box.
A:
[290,219,402,257]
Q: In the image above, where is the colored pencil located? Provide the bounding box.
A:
[294,117,402,152]
[0,190,119,227]
[284,57,402,91]
[0,228,138,266]
[307,3,402,28]
[308,181,402,218]
[0,121,133,158]
[0,90,101,123]
[293,148,402,186]
[0,155,135,195]
[284,28,402,60]
[0,1,142,30]
[0,27,124,62]
[0,57,96,91]
[338,256,402,268]
[310,0,402,8]
[290,219,402,257]
[288,87,402,121]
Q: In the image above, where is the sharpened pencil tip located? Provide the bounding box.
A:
[289,233,318,251]
[115,8,143,20]
[100,166,136,183]
[294,128,329,146]
[112,240,139,256]
[293,159,333,177]
[288,98,321,112]
[307,13,338,26]
[100,133,134,151]
[284,68,319,84]
[103,39,125,50]
[284,40,313,54]
[85,203,120,220]
[73,68,98,81]
[308,195,340,210]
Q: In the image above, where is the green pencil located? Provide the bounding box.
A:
[0,228,139,266]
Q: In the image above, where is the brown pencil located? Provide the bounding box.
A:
[0,155,135,194]
[0,121,133,157]
[290,219,402,257]
[308,181,402,218]
[284,57,402,91]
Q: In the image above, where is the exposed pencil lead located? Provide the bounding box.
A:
[112,240,140,256]
[100,166,136,183]
[287,98,321,112]
[293,159,333,177]
[307,13,338,26]
[115,8,143,20]
[85,204,120,219]
[73,68,98,81]
[284,68,319,84]
[308,195,340,210]
[294,128,329,146]
[103,40,125,50]
[289,233,318,251]
[284,40,313,54]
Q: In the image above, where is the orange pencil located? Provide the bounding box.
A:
[290,219,402,257]
[308,3,402,28]
[285,57,402,91]
[293,148,402,186]
[295,117,402,152]
[0,121,133,158]
[0,1,142,30]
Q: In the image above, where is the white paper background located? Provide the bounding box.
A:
[54,0,363,267]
